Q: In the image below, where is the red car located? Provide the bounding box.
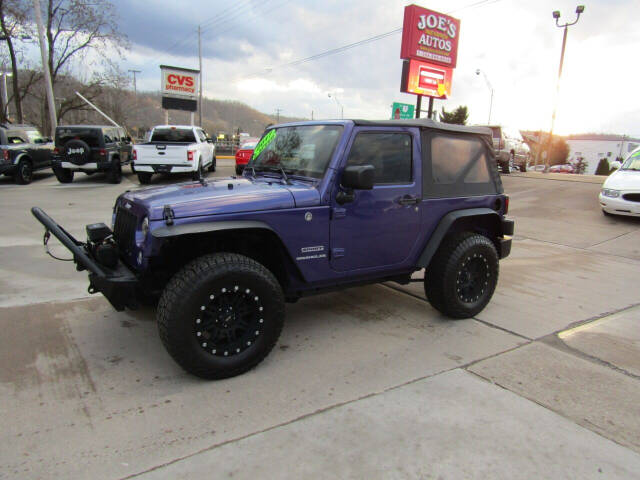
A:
[549,164,575,174]
[235,139,258,175]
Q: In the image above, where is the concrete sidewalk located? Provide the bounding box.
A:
[510,171,606,184]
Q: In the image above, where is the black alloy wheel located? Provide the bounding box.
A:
[15,159,33,184]
[194,284,265,358]
[455,253,490,304]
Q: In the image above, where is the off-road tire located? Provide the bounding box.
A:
[53,166,74,183]
[107,160,122,184]
[208,156,217,172]
[157,253,285,379]
[14,158,33,184]
[424,232,499,319]
[137,172,153,184]
[192,161,203,181]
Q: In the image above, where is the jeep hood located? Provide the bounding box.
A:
[120,177,318,220]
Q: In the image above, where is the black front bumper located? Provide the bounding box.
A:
[31,207,140,311]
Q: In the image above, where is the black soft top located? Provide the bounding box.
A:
[353,119,492,136]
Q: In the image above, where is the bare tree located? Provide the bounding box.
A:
[36,0,127,130]
[0,0,31,122]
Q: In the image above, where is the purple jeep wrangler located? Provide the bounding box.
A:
[32,119,513,379]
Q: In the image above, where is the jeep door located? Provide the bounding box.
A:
[330,128,421,272]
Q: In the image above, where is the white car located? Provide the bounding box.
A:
[132,125,216,184]
[599,147,640,217]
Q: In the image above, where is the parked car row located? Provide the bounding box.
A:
[0,123,219,185]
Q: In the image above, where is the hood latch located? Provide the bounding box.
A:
[163,205,175,226]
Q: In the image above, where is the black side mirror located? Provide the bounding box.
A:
[341,165,374,190]
[337,165,374,204]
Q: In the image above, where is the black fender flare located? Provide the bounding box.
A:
[151,220,275,238]
[417,208,501,268]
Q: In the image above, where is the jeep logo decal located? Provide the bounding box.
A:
[68,148,85,155]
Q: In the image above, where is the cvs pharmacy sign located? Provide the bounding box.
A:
[160,65,199,99]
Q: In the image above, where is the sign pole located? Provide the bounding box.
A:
[415,95,422,119]
[428,97,434,120]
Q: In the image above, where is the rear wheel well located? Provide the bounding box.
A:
[436,214,502,260]
[148,228,301,294]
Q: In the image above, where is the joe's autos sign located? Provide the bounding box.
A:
[160,65,200,112]
[400,5,460,68]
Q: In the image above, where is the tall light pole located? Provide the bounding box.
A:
[0,71,12,120]
[475,69,494,124]
[328,92,343,119]
[33,0,57,135]
[544,5,585,171]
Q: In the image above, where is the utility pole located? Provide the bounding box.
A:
[198,25,203,126]
[0,71,12,120]
[128,69,141,97]
[544,5,585,172]
[475,69,494,124]
[275,108,282,123]
[32,0,57,135]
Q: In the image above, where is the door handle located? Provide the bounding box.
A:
[397,195,420,206]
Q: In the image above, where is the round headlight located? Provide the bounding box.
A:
[141,216,150,238]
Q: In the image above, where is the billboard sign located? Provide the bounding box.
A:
[161,65,199,99]
[160,65,200,112]
[401,59,453,99]
[400,5,460,68]
[391,102,415,119]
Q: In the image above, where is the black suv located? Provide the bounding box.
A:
[52,125,133,184]
[0,123,54,184]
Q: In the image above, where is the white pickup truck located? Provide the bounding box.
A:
[132,125,216,184]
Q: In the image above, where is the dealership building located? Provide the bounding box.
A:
[565,134,640,174]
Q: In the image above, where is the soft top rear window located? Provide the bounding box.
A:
[56,128,101,148]
[151,128,196,143]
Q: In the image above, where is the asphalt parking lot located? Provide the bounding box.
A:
[1,164,639,479]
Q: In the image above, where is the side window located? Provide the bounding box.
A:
[346,132,412,185]
[102,129,113,144]
[7,131,27,144]
[197,129,207,143]
[431,135,490,185]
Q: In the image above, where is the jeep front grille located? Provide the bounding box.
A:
[113,207,137,253]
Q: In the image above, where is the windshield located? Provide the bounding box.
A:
[621,150,640,170]
[249,125,343,179]
[240,141,257,150]
[151,128,196,143]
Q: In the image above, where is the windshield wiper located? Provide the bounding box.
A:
[254,165,291,184]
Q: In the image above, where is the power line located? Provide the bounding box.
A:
[244,0,503,78]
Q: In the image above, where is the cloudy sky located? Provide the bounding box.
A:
[118,0,639,136]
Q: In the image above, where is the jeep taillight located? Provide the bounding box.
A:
[132,149,137,161]
[187,150,194,161]
[2,149,8,161]
[504,195,509,215]
[99,149,107,157]
[53,147,59,155]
